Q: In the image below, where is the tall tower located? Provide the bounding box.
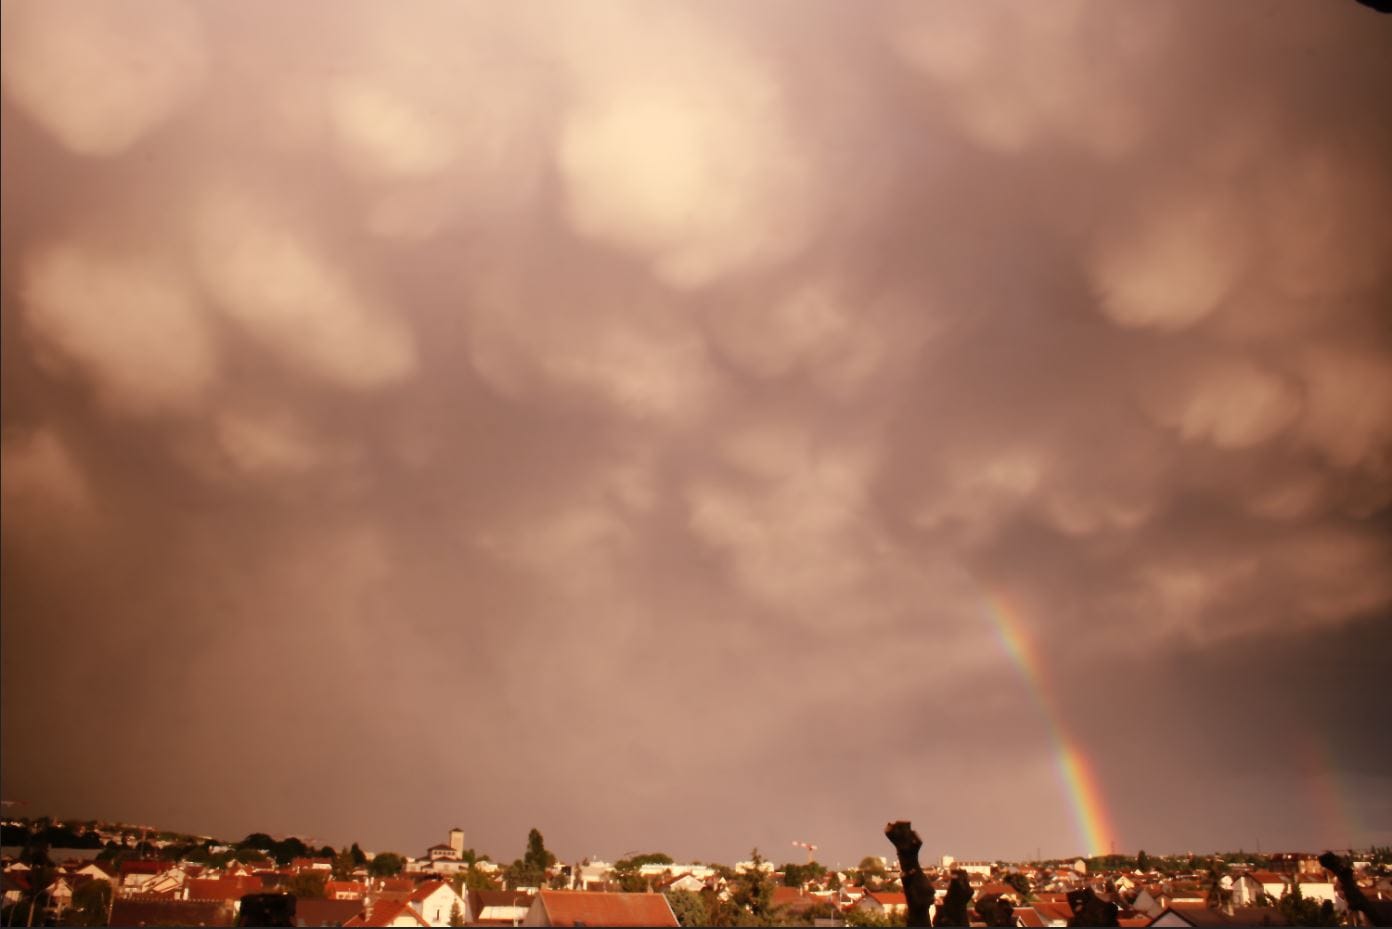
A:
[449,828,465,857]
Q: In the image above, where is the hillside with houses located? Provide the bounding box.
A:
[3,817,1390,927]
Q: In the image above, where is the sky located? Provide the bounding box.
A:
[2,0,1391,870]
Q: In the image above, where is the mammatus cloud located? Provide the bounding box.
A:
[22,243,218,416]
[193,192,417,391]
[553,3,817,288]
[889,1,1167,158]
[1142,354,1302,451]
[1,428,91,515]
[2,0,1390,863]
[1090,191,1253,332]
[0,0,206,156]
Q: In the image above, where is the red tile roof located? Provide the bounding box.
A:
[535,889,679,927]
[187,876,264,900]
[407,879,447,904]
[342,899,430,927]
[1157,902,1290,927]
[293,897,364,927]
[1014,908,1046,928]
[1031,900,1075,923]
[771,886,820,910]
[109,898,234,927]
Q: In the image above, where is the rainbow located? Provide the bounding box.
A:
[1299,732,1363,852]
[982,593,1117,858]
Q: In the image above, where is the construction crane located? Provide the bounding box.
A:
[791,840,818,864]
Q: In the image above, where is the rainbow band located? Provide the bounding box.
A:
[1300,733,1363,852]
[983,594,1117,858]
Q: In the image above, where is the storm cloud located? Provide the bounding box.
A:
[3,1,1390,866]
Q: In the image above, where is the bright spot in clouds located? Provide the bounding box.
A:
[0,0,206,156]
[22,243,217,415]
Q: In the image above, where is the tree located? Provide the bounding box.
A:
[270,837,311,866]
[350,843,367,866]
[506,828,555,889]
[857,856,887,889]
[729,849,779,926]
[801,902,840,924]
[286,871,328,898]
[332,848,357,881]
[1136,850,1150,873]
[524,829,555,872]
[449,901,466,927]
[464,864,499,892]
[614,854,674,893]
[240,833,276,850]
[65,879,112,927]
[666,890,710,927]
[369,852,406,877]
[1004,872,1031,899]
[781,862,827,888]
[844,907,893,927]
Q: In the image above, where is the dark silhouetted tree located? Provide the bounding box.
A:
[286,871,327,898]
[332,848,357,881]
[368,852,406,877]
[66,877,112,927]
[665,889,710,927]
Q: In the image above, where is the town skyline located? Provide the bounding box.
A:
[1,811,1381,875]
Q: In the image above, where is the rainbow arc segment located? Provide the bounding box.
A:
[981,593,1117,858]
[1299,732,1364,852]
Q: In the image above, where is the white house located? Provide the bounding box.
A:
[344,900,430,928]
[406,880,470,928]
[940,857,993,878]
[661,873,706,893]
[856,891,908,920]
[1130,887,1168,918]
[1250,870,1288,901]
[1295,875,1343,909]
[1230,873,1265,906]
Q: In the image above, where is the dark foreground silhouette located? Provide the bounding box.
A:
[887,819,1118,928]
[1320,851,1392,927]
[1066,887,1120,927]
[884,821,937,927]
[885,821,992,928]
[237,892,296,927]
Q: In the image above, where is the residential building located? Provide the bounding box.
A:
[1148,902,1289,926]
[343,899,431,927]
[856,890,908,920]
[109,896,235,927]
[522,890,678,927]
[405,879,469,927]
[294,898,365,927]
[469,889,535,926]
